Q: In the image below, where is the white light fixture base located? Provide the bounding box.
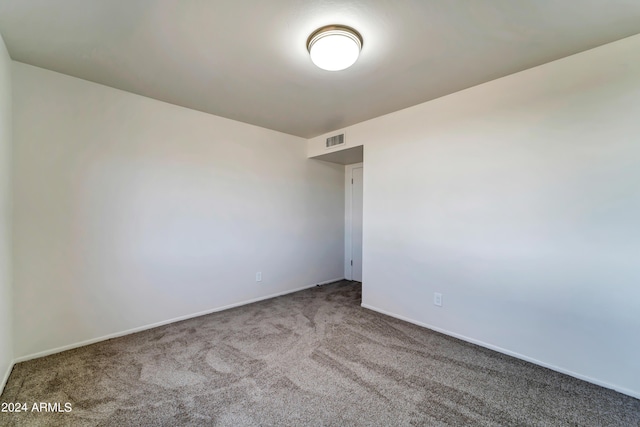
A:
[307,25,363,71]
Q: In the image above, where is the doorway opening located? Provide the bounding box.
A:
[346,163,363,283]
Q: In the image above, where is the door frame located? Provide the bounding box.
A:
[345,162,363,281]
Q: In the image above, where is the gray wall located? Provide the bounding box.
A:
[0,33,13,390]
[12,62,344,359]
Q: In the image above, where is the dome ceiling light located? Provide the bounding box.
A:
[307,25,363,71]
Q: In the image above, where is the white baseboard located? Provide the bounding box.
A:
[1,361,14,395]
[316,277,345,286]
[14,278,345,364]
[361,303,640,400]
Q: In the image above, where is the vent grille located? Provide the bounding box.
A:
[326,134,345,148]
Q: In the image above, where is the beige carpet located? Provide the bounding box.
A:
[1,280,639,426]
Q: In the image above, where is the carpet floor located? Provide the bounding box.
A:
[1,281,639,426]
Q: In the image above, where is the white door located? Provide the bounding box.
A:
[351,167,363,282]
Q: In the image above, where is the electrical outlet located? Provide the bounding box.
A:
[434,292,442,307]
[256,272,262,282]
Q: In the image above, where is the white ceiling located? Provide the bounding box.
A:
[1,1,640,138]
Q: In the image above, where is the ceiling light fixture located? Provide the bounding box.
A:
[307,25,363,71]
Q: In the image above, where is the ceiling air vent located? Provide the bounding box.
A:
[326,133,345,149]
